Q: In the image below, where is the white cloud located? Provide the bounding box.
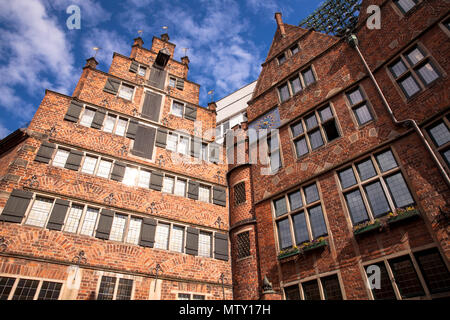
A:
[0,0,76,121]
[0,122,11,140]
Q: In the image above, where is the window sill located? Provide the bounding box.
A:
[386,208,420,226]
[353,220,382,236]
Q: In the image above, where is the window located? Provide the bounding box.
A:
[414,248,450,294]
[171,101,184,117]
[201,143,208,161]
[154,223,170,250]
[278,67,316,103]
[346,87,374,125]
[236,231,250,259]
[278,83,290,102]
[302,280,321,300]
[267,132,281,173]
[138,170,151,188]
[277,53,286,65]
[169,77,176,87]
[273,182,327,251]
[178,136,189,155]
[284,274,343,300]
[163,176,175,194]
[394,0,418,14]
[63,204,84,233]
[198,185,210,203]
[290,44,299,55]
[125,217,142,245]
[98,276,133,300]
[167,133,178,152]
[81,156,98,175]
[198,231,212,257]
[138,66,147,77]
[338,149,415,226]
[96,159,112,178]
[109,214,127,242]
[234,182,246,206]
[290,75,302,95]
[321,275,343,300]
[25,197,53,227]
[80,107,96,127]
[174,178,186,197]
[0,278,63,300]
[302,67,316,86]
[79,207,99,236]
[123,167,138,186]
[118,83,134,100]
[178,293,205,300]
[169,225,184,252]
[291,104,340,158]
[52,148,70,168]
[389,45,440,98]
[426,116,450,167]
[284,285,301,300]
[103,114,116,133]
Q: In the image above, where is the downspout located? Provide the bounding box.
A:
[347,34,450,188]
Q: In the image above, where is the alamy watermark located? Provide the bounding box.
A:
[66,5,81,30]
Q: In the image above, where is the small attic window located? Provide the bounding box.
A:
[277,53,286,65]
[290,44,299,55]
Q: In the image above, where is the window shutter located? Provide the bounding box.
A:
[129,61,139,73]
[64,100,84,122]
[46,199,70,231]
[0,189,33,223]
[126,119,138,139]
[176,79,184,90]
[91,108,107,130]
[149,170,164,191]
[131,125,156,159]
[35,142,56,164]
[185,227,199,255]
[209,143,220,163]
[190,138,201,158]
[155,128,167,148]
[148,67,167,90]
[214,232,229,261]
[139,217,157,247]
[64,150,84,171]
[95,209,114,240]
[103,77,121,95]
[141,92,162,122]
[184,105,197,121]
[110,162,126,182]
[187,181,199,200]
[213,186,226,207]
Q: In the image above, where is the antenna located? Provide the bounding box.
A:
[92,47,101,58]
[182,48,189,56]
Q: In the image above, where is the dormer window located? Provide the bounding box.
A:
[277,53,286,65]
[394,0,418,14]
[290,44,299,55]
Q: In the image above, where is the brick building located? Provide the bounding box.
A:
[0,0,449,301]
[0,33,232,300]
[227,0,450,300]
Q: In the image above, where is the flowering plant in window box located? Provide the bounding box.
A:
[387,206,420,225]
[300,237,328,252]
[353,219,381,236]
[277,245,299,260]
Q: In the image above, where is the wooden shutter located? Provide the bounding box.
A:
[149,170,164,191]
[185,227,199,255]
[103,77,121,95]
[64,150,84,171]
[91,108,106,129]
[95,209,114,240]
[139,217,157,247]
[209,143,220,163]
[129,61,139,73]
[141,92,162,122]
[35,142,56,163]
[213,186,226,207]
[148,67,167,90]
[111,162,126,182]
[0,189,33,223]
[214,232,229,261]
[155,128,167,148]
[176,79,184,90]
[184,105,197,121]
[131,125,156,159]
[46,199,70,231]
[190,138,201,158]
[64,100,84,122]
[126,119,138,139]
[187,181,199,200]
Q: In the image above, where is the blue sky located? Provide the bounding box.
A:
[0,0,324,139]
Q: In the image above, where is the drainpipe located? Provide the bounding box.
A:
[347,34,450,188]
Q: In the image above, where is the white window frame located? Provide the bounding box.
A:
[0,275,65,300]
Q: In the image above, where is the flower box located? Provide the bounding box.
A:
[387,209,420,225]
[353,221,381,236]
[277,247,299,260]
[301,239,328,252]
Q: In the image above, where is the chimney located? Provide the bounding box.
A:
[181,56,190,66]
[274,12,286,37]
[133,37,144,48]
[84,57,98,69]
[161,33,170,42]
[208,101,217,113]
